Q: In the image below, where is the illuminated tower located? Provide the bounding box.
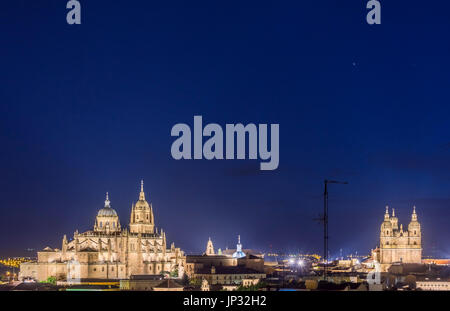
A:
[129,180,155,234]
[205,237,215,256]
[232,235,246,258]
[408,206,421,249]
[379,206,393,263]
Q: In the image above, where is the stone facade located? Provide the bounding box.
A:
[377,206,422,271]
[19,181,185,282]
[205,238,215,256]
[185,238,265,286]
[416,280,450,291]
[193,266,265,285]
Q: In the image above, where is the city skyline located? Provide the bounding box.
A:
[1,1,450,260]
[0,178,441,260]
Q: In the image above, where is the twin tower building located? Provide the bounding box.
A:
[19,181,185,282]
[374,206,422,271]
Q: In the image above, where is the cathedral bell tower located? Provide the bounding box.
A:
[380,206,393,241]
[408,206,421,247]
[205,237,215,256]
[129,180,155,234]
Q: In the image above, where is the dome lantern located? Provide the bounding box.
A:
[94,192,121,233]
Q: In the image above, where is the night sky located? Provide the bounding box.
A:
[1,1,449,258]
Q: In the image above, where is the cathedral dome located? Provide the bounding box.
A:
[98,207,118,217]
[97,193,118,217]
[94,192,121,233]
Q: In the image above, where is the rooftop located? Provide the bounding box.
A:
[195,266,265,275]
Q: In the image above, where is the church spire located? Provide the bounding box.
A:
[411,205,418,221]
[139,179,145,201]
[206,237,215,256]
[392,208,395,217]
[384,206,390,220]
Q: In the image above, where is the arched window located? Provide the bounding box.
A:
[113,222,115,228]
[100,222,103,227]
[386,241,389,245]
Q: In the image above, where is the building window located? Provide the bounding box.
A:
[100,222,102,227]
[113,222,115,228]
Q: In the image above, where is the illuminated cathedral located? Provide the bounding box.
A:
[372,206,422,271]
[19,181,185,282]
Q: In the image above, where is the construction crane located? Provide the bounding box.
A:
[322,179,348,281]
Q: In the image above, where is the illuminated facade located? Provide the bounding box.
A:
[374,206,422,271]
[205,238,215,256]
[232,235,246,259]
[19,181,185,282]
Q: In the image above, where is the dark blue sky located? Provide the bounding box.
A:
[0,1,449,258]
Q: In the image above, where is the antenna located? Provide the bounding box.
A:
[322,179,348,281]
